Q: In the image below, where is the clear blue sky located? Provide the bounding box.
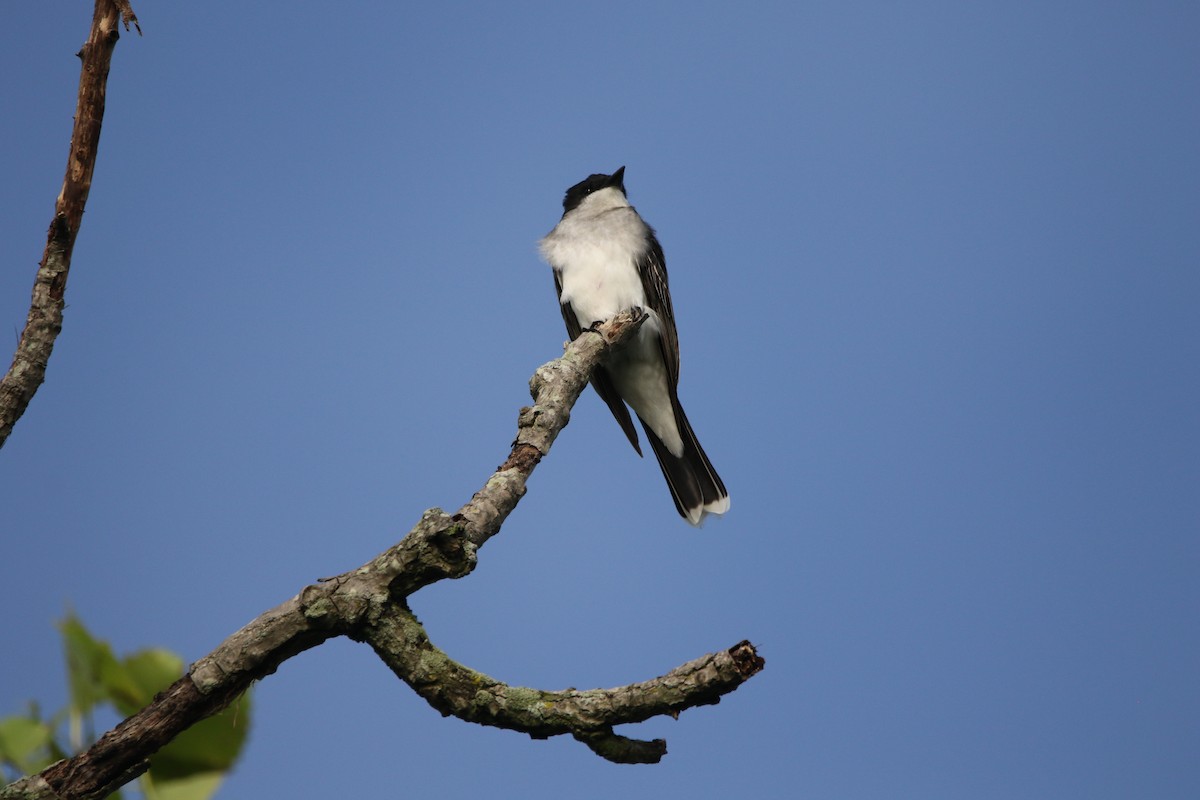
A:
[3,2,1198,798]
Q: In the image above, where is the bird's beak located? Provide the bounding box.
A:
[609,166,626,189]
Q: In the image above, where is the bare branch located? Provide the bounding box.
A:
[4,6,760,796]
[455,308,648,548]
[0,0,137,449]
[112,0,141,34]
[366,603,763,764]
[0,777,57,800]
[8,311,760,799]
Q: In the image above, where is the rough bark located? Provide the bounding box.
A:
[3,5,763,798]
[0,0,139,449]
[5,314,762,799]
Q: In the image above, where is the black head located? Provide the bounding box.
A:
[561,166,626,214]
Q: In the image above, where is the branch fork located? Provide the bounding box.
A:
[2,2,761,794]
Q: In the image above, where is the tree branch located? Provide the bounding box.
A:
[0,0,139,450]
[7,312,762,799]
[5,8,763,799]
[365,604,763,765]
[455,308,649,548]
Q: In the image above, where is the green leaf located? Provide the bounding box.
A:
[58,614,118,718]
[149,691,252,780]
[103,649,184,717]
[141,769,225,800]
[0,716,53,773]
[46,616,251,798]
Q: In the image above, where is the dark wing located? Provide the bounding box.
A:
[636,231,680,388]
[553,269,643,455]
[552,268,583,341]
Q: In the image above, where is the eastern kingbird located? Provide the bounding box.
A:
[538,167,730,525]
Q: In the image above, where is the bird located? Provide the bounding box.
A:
[538,166,729,525]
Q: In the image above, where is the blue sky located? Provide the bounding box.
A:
[3,2,1198,798]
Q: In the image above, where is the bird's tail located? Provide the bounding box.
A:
[642,403,729,526]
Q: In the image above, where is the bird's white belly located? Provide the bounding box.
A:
[541,205,648,328]
[557,252,647,329]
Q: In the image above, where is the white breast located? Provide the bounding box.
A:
[539,188,649,328]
